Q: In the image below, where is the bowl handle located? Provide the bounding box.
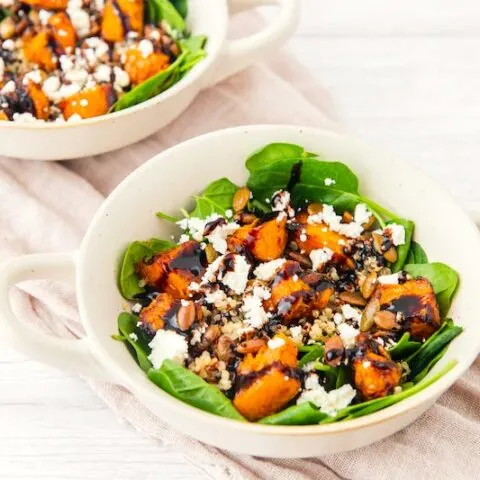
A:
[205,0,301,87]
[0,252,110,381]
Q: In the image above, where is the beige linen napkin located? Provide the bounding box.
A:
[1,17,479,480]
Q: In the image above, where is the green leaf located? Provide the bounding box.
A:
[322,359,457,422]
[406,319,463,379]
[189,177,238,218]
[116,313,152,372]
[404,262,459,317]
[298,344,324,367]
[259,402,328,425]
[246,143,317,172]
[118,238,174,299]
[313,362,341,391]
[389,218,415,272]
[156,211,179,223]
[146,0,186,32]
[388,332,421,360]
[413,346,449,383]
[180,35,207,55]
[171,0,188,17]
[405,241,429,265]
[148,360,245,421]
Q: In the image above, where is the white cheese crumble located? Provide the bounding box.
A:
[378,273,400,284]
[12,112,42,123]
[1,80,15,94]
[113,66,130,91]
[308,204,364,238]
[148,330,188,368]
[337,322,359,347]
[309,247,333,271]
[354,203,372,225]
[289,325,303,344]
[67,0,91,37]
[205,221,240,254]
[131,303,142,314]
[253,258,286,281]
[297,374,356,416]
[242,286,271,328]
[2,39,14,51]
[138,39,154,58]
[178,234,190,244]
[271,190,291,212]
[341,304,362,323]
[324,178,336,186]
[384,223,406,246]
[333,312,344,325]
[267,337,286,349]
[128,332,138,342]
[225,209,233,219]
[38,9,52,25]
[177,214,222,242]
[94,64,111,83]
[222,255,251,294]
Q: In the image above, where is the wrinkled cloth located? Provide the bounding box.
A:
[1,15,479,480]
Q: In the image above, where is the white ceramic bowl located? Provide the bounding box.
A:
[1,125,480,457]
[0,0,300,161]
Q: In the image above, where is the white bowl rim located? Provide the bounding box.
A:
[78,124,480,436]
[0,2,226,131]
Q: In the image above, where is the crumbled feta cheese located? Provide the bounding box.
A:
[148,330,188,368]
[333,312,344,325]
[289,325,303,344]
[310,247,333,271]
[205,221,240,254]
[65,67,89,86]
[12,112,42,123]
[178,234,190,244]
[1,80,15,94]
[38,9,52,25]
[324,178,336,186]
[204,288,228,306]
[297,375,356,416]
[59,55,74,73]
[272,190,291,211]
[384,223,406,246]
[354,203,372,225]
[341,304,362,323]
[138,39,154,58]
[308,204,364,238]
[131,303,142,314]
[67,113,82,122]
[128,332,138,342]
[337,322,359,347]
[177,214,221,242]
[94,64,112,83]
[378,273,400,284]
[67,0,91,37]
[149,29,161,40]
[113,66,130,90]
[222,255,250,294]
[253,258,286,281]
[2,39,14,51]
[242,286,271,328]
[225,209,233,219]
[268,337,285,349]
[299,234,307,242]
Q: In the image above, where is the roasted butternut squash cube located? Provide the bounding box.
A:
[60,85,114,120]
[226,222,256,253]
[368,278,440,341]
[124,48,170,85]
[139,293,178,331]
[48,12,76,51]
[26,81,49,120]
[101,0,144,42]
[22,0,68,8]
[352,333,402,400]
[23,31,57,72]
[0,110,8,121]
[293,222,347,260]
[234,335,300,421]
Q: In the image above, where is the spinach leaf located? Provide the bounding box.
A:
[116,312,152,372]
[189,177,238,218]
[246,143,316,173]
[148,360,245,421]
[388,332,421,360]
[388,219,415,272]
[146,0,186,32]
[118,238,174,299]
[170,0,188,18]
[259,402,328,425]
[413,346,449,383]
[180,35,207,55]
[322,359,457,422]
[405,241,429,265]
[298,344,324,368]
[156,211,179,222]
[313,362,341,391]
[406,319,463,380]
[404,262,459,317]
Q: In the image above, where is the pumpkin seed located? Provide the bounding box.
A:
[360,298,380,332]
[363,214,376,230]
[373,310,397,330]
[236,338,266,354]
[287,251,312,268]
[216,335,234,362]
[234,212,257,225]
[232,187,250,212]
[307,203,323,215]
[384,246,398,263]
[177,301,196,331]
[204,325,221,344]
[372,232,384,254]
[205,244,218,264]
[339,291,367,307]
[324,335,344,367]
[342,211,353,223]
[361,271,377,299]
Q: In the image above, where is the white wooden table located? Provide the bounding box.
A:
[2,1,479,478]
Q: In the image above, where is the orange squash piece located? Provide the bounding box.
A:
[352,333,402,400]
[101,0,144,42]
[293,222,348,259]
[48,12,77,52]
[0,111,9,121]
[139,293,178,331]
[246,215,288,262]
[227,222,256,253]
[23,31,57,72]
[60,85,114,120]
[162,270,196,300]
[367,278,440,341]
[26,81,49,120]
[22,0,68,9]
[233,335,300,421]
[124,48,170,85]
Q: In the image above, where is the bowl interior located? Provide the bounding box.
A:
[78,125,480,430]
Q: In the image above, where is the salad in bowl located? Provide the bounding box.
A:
[114,141,462,425]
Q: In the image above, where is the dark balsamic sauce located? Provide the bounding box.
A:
[203,217,227,236]
[111,0,131,35]
[168,242,206,276]
[286,161,302,192]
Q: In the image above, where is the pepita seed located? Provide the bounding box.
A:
[287,250,312,268]
[383,246,398,263]
[324,335,344,367]
[339,291,367,307]
[216,335,234,362]
[342,211,353,223]
[232,187,250,212]
[236,338,266,354]
[360,298,380,332]
[373,310,397,330]
[204,324,221,344]
[0,17,15,39]
[301,271,322,286]
[205,243,218,264]
[372,232,384,254]
[307,203,323,215]
[234,212,257,225]
[360,271,377,299]
[177,301,195,331]
[363,214,376,230]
